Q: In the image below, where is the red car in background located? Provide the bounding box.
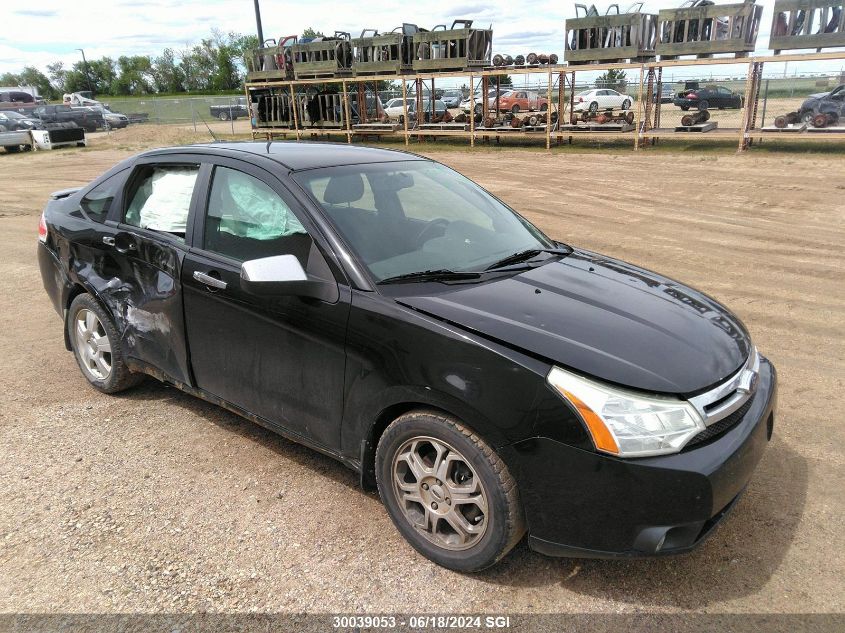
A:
[495,90,549,114]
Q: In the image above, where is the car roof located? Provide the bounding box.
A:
[142,141,427,171]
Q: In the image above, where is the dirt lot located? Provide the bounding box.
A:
[0,128,843,617]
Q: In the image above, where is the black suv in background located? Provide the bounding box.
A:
[31,104,104,132]
[674,85,743,111]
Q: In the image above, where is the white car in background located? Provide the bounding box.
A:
[384,98,412,120]
[572,89,633,112]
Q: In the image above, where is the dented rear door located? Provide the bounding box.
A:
[97,154,210,385]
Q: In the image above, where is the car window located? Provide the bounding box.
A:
[80,171,125,223]
[296,161,552,281]
[125,164,200,241]
[203,166,308,262]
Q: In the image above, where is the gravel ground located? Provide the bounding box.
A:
[0,132,843,618]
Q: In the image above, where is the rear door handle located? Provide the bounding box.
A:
[193,270,228,290]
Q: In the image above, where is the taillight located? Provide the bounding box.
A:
[38,212,48,243]
[577,96,583,103]
[687,92,698,99]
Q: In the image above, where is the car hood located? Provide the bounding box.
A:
[397,249,750,394]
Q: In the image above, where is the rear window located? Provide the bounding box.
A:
[80,171,127,223]
[125,164,200,240]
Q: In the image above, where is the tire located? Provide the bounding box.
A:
[588,101,599,113]
[698,100,709,111]
[540,103,548,112]
[510,104,520,114]
[474,103,482,114]
[621,99,631,110]
[800,110,815,124]
[4,145,21,153]
[376,409,525,572]
[67,294,143,394]
[218,111,230,121]
[680,106,690,111]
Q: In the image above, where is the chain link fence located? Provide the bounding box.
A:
[103,95,247,127]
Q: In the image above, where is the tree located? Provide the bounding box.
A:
[46,61,68,94]
[493,74,513,86]
[301,27,325,39]
[152,48,185,93]
[112,55,154,95]
[596,69,627,91]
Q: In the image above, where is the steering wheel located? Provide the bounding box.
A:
[415,218,450,245]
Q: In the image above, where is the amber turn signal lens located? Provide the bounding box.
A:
[556,386,620,455]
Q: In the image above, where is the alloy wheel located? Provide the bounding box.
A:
[74,308,112,380]
[392,436,488,551]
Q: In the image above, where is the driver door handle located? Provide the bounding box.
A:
[193,270,228,290]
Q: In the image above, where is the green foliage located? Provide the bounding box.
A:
[493,75,513,86]
[301,27,325,39]
[8,29,260,99]
[596,69,627,91]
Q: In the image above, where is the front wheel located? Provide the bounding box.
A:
[540,103,548,112]
[511,104,520,114]
[218,111,230,121]
[67,294,143,393]
[376,410,525,572]
[588,101,599,113]
[621,99,631,110]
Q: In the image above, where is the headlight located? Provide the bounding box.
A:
[547,366,705,458]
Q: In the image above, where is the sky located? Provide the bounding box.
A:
[3,1,844,82]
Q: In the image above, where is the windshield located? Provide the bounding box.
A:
[293,161,554,282]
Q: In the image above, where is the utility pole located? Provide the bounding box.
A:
[76,48,94,96]
[253,0,265,45]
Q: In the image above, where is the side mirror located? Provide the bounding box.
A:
[240,254,338,302]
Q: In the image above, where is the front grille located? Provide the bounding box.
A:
[684,394,755,450]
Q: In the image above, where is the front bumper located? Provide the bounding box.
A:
[502,357,777,558]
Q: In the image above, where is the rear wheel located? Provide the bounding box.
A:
[540,103,548,112]
[376,410,525,572]
[621,98,631,110]
[511,104,520,114]
[67,294,143,393]
[218,111,230,121]
[588,101,599,113]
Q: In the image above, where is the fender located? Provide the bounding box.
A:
[356,383,504,489]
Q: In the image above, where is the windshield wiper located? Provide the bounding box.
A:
[484,247,571,271]
[377,269,483,285]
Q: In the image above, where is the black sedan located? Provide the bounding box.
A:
[674,85,743,111]
[37,143,776,571]
[0,110,44,131]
